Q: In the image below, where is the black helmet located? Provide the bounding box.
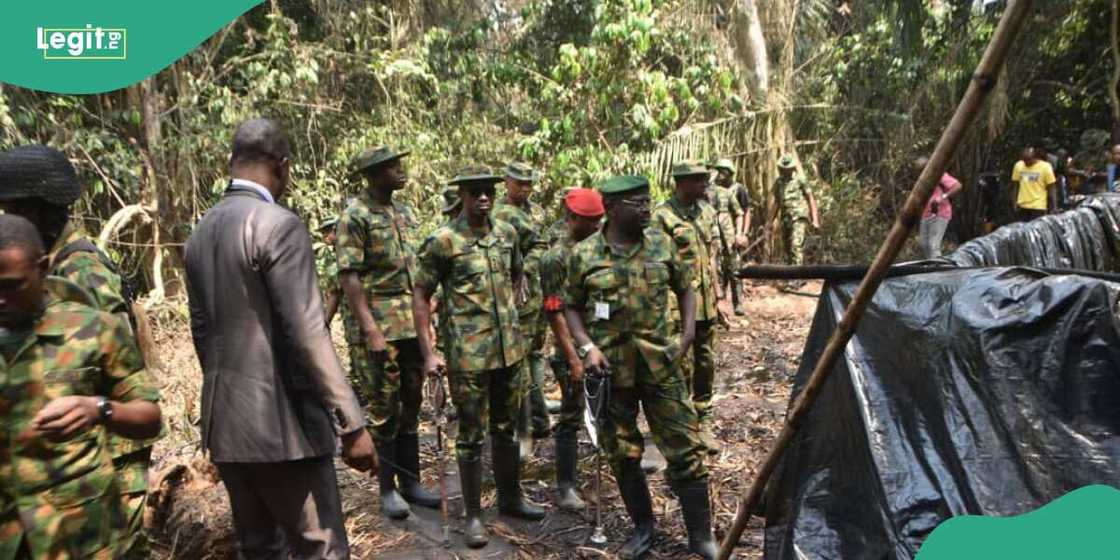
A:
[0,145,83,206]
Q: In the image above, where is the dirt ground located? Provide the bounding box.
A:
[148,280,822,559]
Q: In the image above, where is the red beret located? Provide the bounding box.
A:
[565,188,605,217]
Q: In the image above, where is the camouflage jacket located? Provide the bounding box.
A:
[336,196,419,342]
[0,278,161,559]
[652,196,719,322]
[492,201,547,319]
[711,185,742,251]
[776,175,811,220]
[565,228,692,388]
[48,223,128,320]
[415,215,524,372]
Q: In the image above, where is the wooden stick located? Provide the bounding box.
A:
[715,2,1035,558]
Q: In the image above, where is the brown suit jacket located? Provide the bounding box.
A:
[185,185,364,463]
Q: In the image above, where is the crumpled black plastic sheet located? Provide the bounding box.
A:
[763,196,1120,560]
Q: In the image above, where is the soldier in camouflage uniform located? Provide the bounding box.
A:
[492,162,552,456]
[0,214,162,559]
[775,155,820,266]
[539,188,604,511]
[652,161,722,456]
[0,145,157,558]
[564,175,717,560]
[336,147,440,520]
[412,168,546,549]
[317,216,343,326]
[711,159,748,316]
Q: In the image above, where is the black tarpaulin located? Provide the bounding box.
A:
[763,195,1120,560]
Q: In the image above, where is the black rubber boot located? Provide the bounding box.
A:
[616,460,655,559]
[492,442,546,521]
[554,434,586,512]
[675,481,718,560]
[376,442,410,520]
[458,458,489,548]
[395,433,440,508]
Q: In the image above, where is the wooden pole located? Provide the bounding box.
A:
[716,2,1035,558]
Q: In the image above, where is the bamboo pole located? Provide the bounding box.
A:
[715,2,1035,558]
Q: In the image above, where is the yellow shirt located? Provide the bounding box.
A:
[1011,160,1056,210]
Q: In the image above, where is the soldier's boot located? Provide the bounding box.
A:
[554,434,586,512]
[376,442,410,519]
[459,458,489,548]
[518,399,535,461]
[731,280,745,316]
[395,433,441,509]
[675,481,718,560]
[616,459,656,559]
[493,441,547,520]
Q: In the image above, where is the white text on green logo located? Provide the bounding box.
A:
[37,26,127,60]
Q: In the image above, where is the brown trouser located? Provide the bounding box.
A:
[217,456,350,560]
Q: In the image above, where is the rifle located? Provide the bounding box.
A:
[425,371,451,548]
[583,365,611,546]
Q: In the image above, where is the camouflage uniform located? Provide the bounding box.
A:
[776,175,811,265]
[0,278,161,559]
[565,229,707,484]
[48,224,155,558]
[414,216,525,462]
[652,196,720,427]
[335,196,423,444]
[712,185,743,298]
[493,201,551,437]
[539,236,584,443]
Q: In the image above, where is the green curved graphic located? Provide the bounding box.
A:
[917,485,1120,559]
[2,1,262,94]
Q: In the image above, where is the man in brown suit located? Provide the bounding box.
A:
[185,118,376,560]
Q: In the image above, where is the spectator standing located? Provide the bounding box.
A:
[914,157,963,259]
[1011,147,1056,222]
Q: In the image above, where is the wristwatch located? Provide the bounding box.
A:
[96,398,113,425]
[577,342,596,359]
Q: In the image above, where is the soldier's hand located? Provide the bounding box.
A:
[365,329,389,355]
[32,396,101,441]
[424,355,447,378]
[734,235,748,249]
[341,428,378,474]
[584,346,610,373]
[517,276,530,304]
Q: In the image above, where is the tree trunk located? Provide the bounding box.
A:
[734,0,770,101]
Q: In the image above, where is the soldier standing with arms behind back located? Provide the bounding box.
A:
[653,161,722,455]
[412,168,546,550]
[337,146,440,520]
[565,175,717,559]
[539,188,605,511]
[0,144,157,558]
[493,162,552,457]
[711,158,749,316]
[775,155,820,267]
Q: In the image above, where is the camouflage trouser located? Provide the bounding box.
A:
[347,338,424,443]
[720,246,743,306]
[448,362,524,462]
[550,356,585,442]
[679,320,718,424]
[112,448,152,559]
[782,216,809,266]
[603,359,707,484]
[517,310,551,437]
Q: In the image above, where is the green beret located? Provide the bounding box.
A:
[317,216,339,231]
[777,155,797,170]
[711,158,736,174]
[597,174,650,196]
[504,162,538,182]
[351,146,409,175]
[671,160,710,178]
[441,185,461,213]
[448,167,503,186]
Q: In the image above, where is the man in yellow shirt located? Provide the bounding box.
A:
[1011,147,1056,222]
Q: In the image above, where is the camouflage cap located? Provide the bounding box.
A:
[671,160,710,178]
[441,185,461,214]
[504,162,538,182]
[448,167,503,186]
[597,174,650,196]
[351,146,409,175]
[777,155,797,170]
[317,216,339,231]
[711,158,736,174]
[0,145,82,206]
